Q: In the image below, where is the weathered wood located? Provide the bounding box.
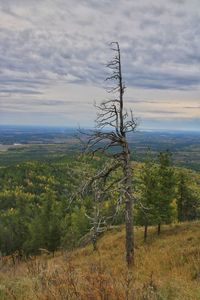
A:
[79,42,137,267]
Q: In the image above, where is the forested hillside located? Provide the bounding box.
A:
[0,152,199,258]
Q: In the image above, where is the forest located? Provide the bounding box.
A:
[0,150,199,256]
[0,149,200,299]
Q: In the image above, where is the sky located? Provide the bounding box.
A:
[0,0,200,131]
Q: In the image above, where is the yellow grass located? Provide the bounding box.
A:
[0,222,200,299]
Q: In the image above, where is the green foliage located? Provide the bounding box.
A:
[0,157,83,255]
[61,206,90,249]
[177,171,200,221]
[136,151,159,227]
[0,153,199,256]
[137,150,177,234]
[25,191,62,254]
[156,150,176,225]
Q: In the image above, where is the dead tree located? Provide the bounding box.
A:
[80,42,137,267]
[85,180,109,251]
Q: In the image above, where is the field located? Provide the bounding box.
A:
[0,222,200,299]
[0,126,200,170]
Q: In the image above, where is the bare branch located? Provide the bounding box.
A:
[77,42,137,266]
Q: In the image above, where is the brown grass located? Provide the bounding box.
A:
[0,222,200,299]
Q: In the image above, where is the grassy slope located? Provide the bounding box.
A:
[0,222,200,299]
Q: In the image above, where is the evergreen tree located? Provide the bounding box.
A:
[156,151,176,234]
[61,206,90,249]
[177,172,199,221]
[137,152,159,241]
[27,191,62,254]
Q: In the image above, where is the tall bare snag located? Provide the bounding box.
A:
[80,42,137,266]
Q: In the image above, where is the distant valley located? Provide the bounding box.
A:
[0,125,200,170]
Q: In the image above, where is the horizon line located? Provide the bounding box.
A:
[0,124,199,133]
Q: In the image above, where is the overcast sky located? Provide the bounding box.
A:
[0,0,200,131]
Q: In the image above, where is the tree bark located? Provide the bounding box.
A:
[157,223,161,235]
[144,223,148,242]
[124,145,134,267]
[92,235,97,251]
[125,198,134,266]
[117,40,134,267]
[81,42,136,267]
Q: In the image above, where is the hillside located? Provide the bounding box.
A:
[0,222,200,299]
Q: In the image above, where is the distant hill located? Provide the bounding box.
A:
[0,125,200,170]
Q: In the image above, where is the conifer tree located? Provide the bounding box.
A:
[156,151,175,235]
[177,172,199,221]
[138,151,158,241]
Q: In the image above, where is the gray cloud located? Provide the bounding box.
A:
[141,116,200,132]
[183,106,200,109]
[148,110,180,114]
[1,0,200,91]
[0,0,200,129]
[0,98,87,106]
[0,89,42,94]
[125,99,171,104]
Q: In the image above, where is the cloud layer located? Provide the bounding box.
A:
[0,0,200,129]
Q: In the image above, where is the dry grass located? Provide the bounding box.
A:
[0,222,200,299]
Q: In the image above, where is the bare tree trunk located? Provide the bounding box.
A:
[92,234,97,251]
[118,41,134,267]
[157,223,161,235]
[144,223,148,242]
[124,146,134,266]
[79,42,137,267]
[125,199,134,265]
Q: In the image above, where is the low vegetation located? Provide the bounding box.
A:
[0,222,200,299]
[0,152,199,256]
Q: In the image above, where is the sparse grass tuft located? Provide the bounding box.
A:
[0,222,200,299]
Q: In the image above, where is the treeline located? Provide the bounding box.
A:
[0,152,199,257]
[136,151,200,241]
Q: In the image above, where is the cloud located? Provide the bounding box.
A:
[1,0,200,89]
[0,89,42,95]
[0,0,200,129]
